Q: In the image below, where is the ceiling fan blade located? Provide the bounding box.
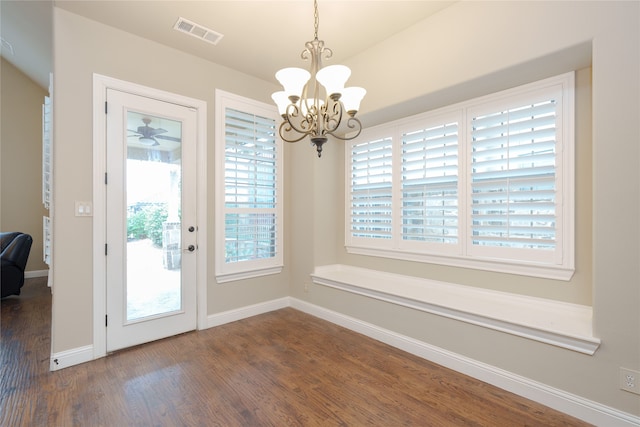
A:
[148,127,168,137]
[155,134,182,142]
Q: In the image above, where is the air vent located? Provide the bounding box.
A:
[173,17,224,46]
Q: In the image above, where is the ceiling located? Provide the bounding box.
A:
[1,1,455,90]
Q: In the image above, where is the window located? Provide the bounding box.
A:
[350,135,393,240]
[215,90,283,282]
[346,72,574,280]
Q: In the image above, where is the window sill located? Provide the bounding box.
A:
[346,246,575,281]
[310,264,599,355]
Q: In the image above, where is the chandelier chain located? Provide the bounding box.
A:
[313,0,319,40]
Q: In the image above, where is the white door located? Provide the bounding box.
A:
[105,89,197,352]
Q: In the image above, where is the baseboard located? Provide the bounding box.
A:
[25,269,49,278]
[205,297,290,329]
[290,297,640,427]
[50,345,93,371]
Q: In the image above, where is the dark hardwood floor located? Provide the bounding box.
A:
[1,278,592,426]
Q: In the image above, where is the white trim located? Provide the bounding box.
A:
[92,74,207,358]
[206,297,289,328]
[92,75,108,358]
[290,298,639,427]
[25,269,49,278]
[310,264,599,355]
[50,345,93,371]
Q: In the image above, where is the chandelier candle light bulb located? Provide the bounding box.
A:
[272,0,366,157]
[276,68,311,102]
[341,87,367,116]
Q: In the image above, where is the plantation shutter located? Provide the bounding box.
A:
[224,107,278,263]
[401,121,459,245]
[470,99,558,251]
[349,136,393,239]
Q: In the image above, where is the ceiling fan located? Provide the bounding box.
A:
[128,117,180,146]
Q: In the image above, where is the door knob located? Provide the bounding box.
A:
[187,245,195,252]
[188,226,195,232]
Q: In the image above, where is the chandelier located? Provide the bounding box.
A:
[271,0,366,158]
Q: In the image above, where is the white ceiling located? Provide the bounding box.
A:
[1,1,455,90]
[1,1,53,89]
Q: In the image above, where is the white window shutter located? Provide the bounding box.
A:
[401,120,460,246]
[349,136,394,240]
[224,108,278,263]
[470,99,558,254]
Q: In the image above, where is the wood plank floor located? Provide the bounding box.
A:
[1,278,593,426]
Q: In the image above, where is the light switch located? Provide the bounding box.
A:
[75,201,93,217]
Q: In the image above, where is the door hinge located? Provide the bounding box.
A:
[105,172,108,185]
[105,314,108,327]
[104,101,108,114]
[105,243,108,256]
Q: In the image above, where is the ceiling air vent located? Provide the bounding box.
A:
[173,17,224,46]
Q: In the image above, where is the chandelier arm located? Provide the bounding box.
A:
[278,120,312,144]
[285,103,314,133]
[325,117,364,141]
[320,99,344,134]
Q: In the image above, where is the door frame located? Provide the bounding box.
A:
[92,74,207,358]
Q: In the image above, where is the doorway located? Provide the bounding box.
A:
[93,75,207,357]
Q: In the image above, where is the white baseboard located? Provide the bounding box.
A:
[25,269,49,278]
[205,297,290,329]
[50,345,93,371]
[290,297,640,427]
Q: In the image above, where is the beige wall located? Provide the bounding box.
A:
[0,58,49,273]
[51,0,639,419]
[290,1,639,417]
[51,8,288,353]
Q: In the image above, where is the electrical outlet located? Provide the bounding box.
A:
[620,368,640,395]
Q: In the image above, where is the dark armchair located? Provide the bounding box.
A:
[1,232,33,298]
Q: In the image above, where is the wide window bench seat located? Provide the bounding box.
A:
[311,264,600,355]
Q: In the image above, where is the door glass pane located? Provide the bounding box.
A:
[126,111,182,321]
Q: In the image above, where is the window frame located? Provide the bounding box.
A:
[345,72,575,280]
[215,89,283,283]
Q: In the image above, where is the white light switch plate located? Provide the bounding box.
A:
[75,201,93,217]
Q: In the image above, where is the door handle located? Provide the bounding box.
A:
[187,245,196,252]
[188,226,195,232]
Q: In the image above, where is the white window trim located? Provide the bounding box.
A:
[215,90,283,283]
[345,73,575,281]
